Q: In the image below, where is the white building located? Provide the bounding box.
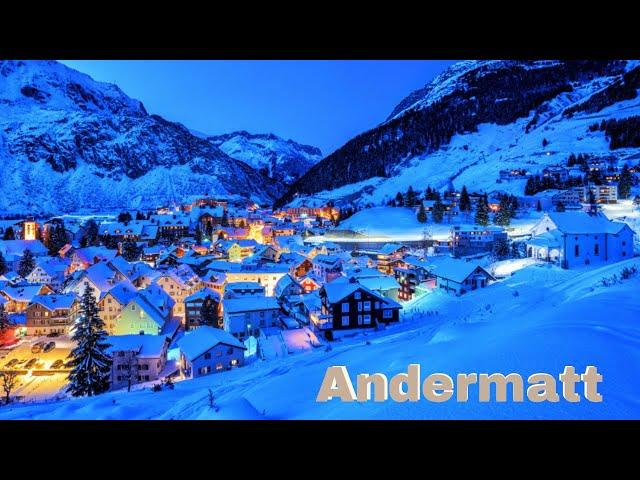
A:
[527,212,634,269]
[222,296,281,340]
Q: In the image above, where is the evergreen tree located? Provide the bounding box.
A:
[221,209,229,227]
[555,201,566,212]
[101,233,117,249]
[81,219,99,247]
[0,304,10,330]
[405,186,417,207]
[524,176,536,196]
[122,239,141,261]
[2,226,15,241]
[66,289,112,397]
[17,249,35,278]
[618,164,633,199]
[542,138,549,147]
[493,196,511,227]
[117,212,133,223]
[492,236,510,260]
[474,195,490,226]
[416,202,427,223]
[200,295,219,328]
[195,225,204,244]
[509,195,519,217]
[587,189,598,214]
[0,252,7,276]
[394,192,404,207]
[47,223,68,256]
[459,185,472,212]
[536,200,542,212]
[510,241,521,259]
[432,198,445,223]
[135,211,145,221]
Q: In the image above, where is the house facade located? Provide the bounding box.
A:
[25,294,80,336]
[222,296,281,340]
[178,326,246,378]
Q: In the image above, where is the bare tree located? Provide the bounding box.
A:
[122,352,140,393]
[0,370,20,405]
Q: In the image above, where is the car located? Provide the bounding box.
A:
[43,341,56,353]
[50,359,64,369]
[4,359,19,368]
[24,358,38,369]
[31,342,45,354]
[46,332,60,338]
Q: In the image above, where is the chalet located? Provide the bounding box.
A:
[200,271,226,295]
[150,214,190,241]
[499,168,530,181]
[178,326,245,378]
[98,281,138,334]
[250,245,280,264]
[25,258,69,291]
[99,221,146,242]
[214,240,243,262]
[0,284,53,313]
[69,246,117,273]
[224,281,265,299]
[312,254,343,283]
[297,275,320,294]
[185,287,221,331]
[280,252,313,278]
[222,296,281,340]
[107,334,171,390]
[394,256,433,301]
[426,256,495,295]
[375,243,407,275]
[317,279,402,334]
[154,266,201,321]
[542,166,569,183]
[224,264,289,297]
[351,274,401,301]
[25,294,80,336]
[274,274,304,301]
[114,294,169,335]
[65,261,125,299]
[527,211,635,269]
[190,205,226,232]
[450,225,508,257]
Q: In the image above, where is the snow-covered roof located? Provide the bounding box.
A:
[527,230,562,248]
[379,243,405,255]
[185,287,220,304]
[426,256,494,284]
[178,326,245,361]
[226,281,264,291]
[104,281,138,306]
[0,239,48,257]
[99,221,146,236]
[223,296,280,314]
[274,274,301,298]
[313,254,342,267]
[356,276,401,292]
[126,295,167,327]
[546,212,632,235]
[73,246,117,264]
[1,284,45,302]
[29,293,77,310]
[138,284,175,312]
[83,262,119,292]
[321,279,400,307]
[106,334,169,358]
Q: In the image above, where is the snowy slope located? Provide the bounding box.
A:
[2,259,639,419]
[281,60,640,208]
[207,131,322,184]
[0,60,281,213]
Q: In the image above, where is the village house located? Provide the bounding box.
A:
[154,266,202,321]
[0,239,48,270]
[426,256,496,295]
[223,296,282,340]
[185,287,221,331]
[178,326,246,378]
[107,334,171,390]
[0,284,53,313]
[280,252,313,278]
[394,256,434,301]
[200,271,226,296]
[499,168,530,181]
[527,211,635,269]
[214,240,243,262]
[274,274,304,301]
[98,281,138,334]
[65,261,125,300]
[25,293,80,336]
[150,214,190,241]
[312,254,343,283]
[25,258,69,291]
[114,293,170,336]
[224,264,289,297]
[542,165,569,183]
[450,225,508,257]
[552,189,582,209]
[223,281,265,299]
[69,246,117,273]
[316,279,402,335]
[375,243,407,275]
[299,275,321,293]
[574,184,618,204]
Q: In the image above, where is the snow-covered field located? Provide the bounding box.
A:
[2,259,639,419]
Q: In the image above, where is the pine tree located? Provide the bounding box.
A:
[492,236,510,260]
[81,219,99,247]
[494,196,511,227]
[221,209,229,227]
[525,176,536,196]
[618,164,633,199]
[509,195,519,217]
[122,239,141,261]
[555,201,566,212]
[66,289,112,397]
[2,226,15,241]
[536,200,542,212]
[17,249,35,278]
[47,223,67,256]
[195,225,204,244]
[117,212,133,223]
[459,186,471,212]
[0,304,10,330]
[200,295,219,328]
[432,198,445,223]
[474,195,489,226]
[135,211,145,221]
[0,252,7,276]
[416,203,427,223]
[511,241,521,259]
[406,186,417,207]
[395,192,404,207]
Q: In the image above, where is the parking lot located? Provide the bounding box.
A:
[0,335,75,402]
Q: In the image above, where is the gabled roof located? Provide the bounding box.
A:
[125,295,167,328]
[379,243,405,255]
[73,246,117,264]
[426,256,494,284]
[104,281,138,306]
[356,276,401,292]
[313,254,343,267]
[185,287,220,303]
[274,274,302,298]
[106,334,169,358]
[83,262,119,292]
[321,279,401,308]
[29,293,77,311]
[1,284,46,302]
[0,239,48,257]
[178,326,245,362]
[138,284,175,312]
[545,211,632,235]
[223,296,280,314]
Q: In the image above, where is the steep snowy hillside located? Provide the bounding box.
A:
[280,60,640,208]
[207,131,321,184]
[2,260,639,419]
[0,60,281,214]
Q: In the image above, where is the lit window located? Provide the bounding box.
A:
[341,303,349,313]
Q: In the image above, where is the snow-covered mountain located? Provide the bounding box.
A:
[0,60,283,214]
[279,60,640,208]
[207,131,321,185]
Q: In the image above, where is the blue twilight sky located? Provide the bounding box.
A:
[60,60,457,155]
